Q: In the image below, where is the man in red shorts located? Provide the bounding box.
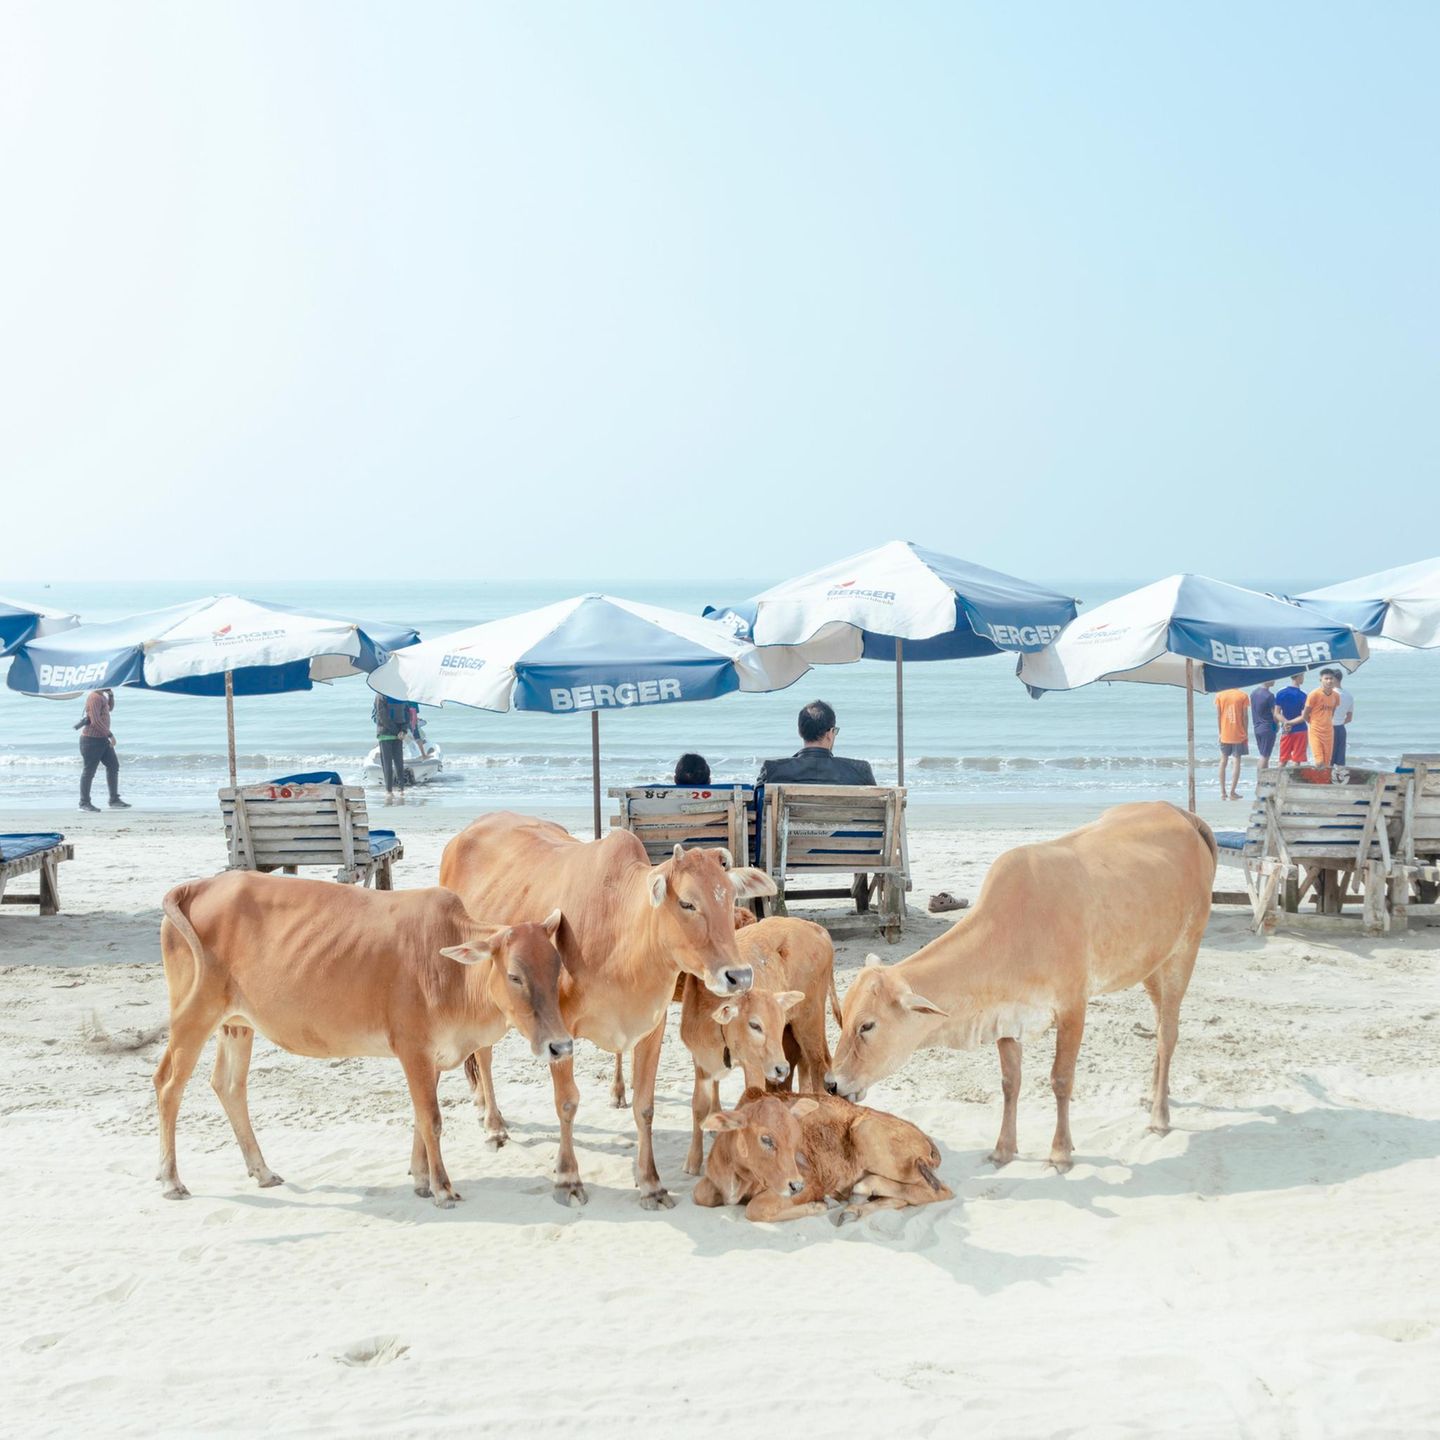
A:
[1274,673,1309,764]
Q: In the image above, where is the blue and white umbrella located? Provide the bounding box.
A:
[7,594,421,784]
[0,594,78,657]
[1018,574,1368,808]
[706,540,1079,782]
[1292,556,1440,650]
[367,593,810,835]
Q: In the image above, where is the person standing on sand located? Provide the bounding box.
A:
[1329,672,1354,766]
[1213,686,1249,800]
[78,688,131,812]
[1249,679,1280,771]
[1302,669,1342,767]
[1274,673,1309,764]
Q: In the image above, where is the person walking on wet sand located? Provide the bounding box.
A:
[78,688,131,812]
[1212,686,1249,800]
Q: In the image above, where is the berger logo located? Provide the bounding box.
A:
[837,580,856,588]
[38,661,107,688]
[439,652,485,672]
[1208,639,1333,668]
[825,583,896,603]
[211,626,285,647]
[1076,623,1129,643]
[551,678,683,711]
[214,624,233,637]
[986,622,1063,648]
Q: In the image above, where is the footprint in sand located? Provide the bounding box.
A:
[336,1336,409,1368]
[98,1276,140,1304]
[202,1208,237,1227]
[20,1333,66,1353]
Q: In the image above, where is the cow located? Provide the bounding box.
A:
[153,872,571,1208]
[439,813,776,1209]
[693,1089,952,1224]
[827,802,1216,1170]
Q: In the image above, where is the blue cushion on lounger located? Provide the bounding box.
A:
[369,829,400,857]
[1212,829,1246,851]
[0,833,65,863]
[268,771,343,787]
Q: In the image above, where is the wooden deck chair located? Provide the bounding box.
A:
[1393,754,1440,925]
[759,784,909,941]
[1214,766,1399,935]
[0,833,74,915]
[219,772,403,888]
[608,784,756,867]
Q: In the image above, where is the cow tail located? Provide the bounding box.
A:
[160,884,211,1004]
[1181,809,1218,868]
[463,1053,481,1096]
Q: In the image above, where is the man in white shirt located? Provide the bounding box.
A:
[1330,673,1355,766]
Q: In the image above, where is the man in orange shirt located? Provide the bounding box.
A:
[1213,686,1250,800]
[1303,669,1342,766]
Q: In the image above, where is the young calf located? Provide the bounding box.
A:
[692,1089,952,1224]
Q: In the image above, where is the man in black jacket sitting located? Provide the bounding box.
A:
[757,699,877,788]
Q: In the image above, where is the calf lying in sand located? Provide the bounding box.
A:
[827,801,1216,1169]
[693,1090,952,1224]
[155,872,571,1207]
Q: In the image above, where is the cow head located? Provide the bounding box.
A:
[711,989,805,1086]
[825,955,947,1101]
[441,909,573,1062]
[703,1093,818,1199]
[649,845,775,995]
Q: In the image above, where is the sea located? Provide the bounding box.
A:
[0,578,1431,813]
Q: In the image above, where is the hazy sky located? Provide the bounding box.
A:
[2,3,1434,587]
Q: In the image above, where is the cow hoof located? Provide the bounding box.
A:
[256,1172,284,1188]
[433,1190,461,1209]
[485,1132,509,1151]
[832,1206,862,1227]
[639,1189,676,1211]
[610,1092,627,1110]
[413,1182,432,1198]
[682,1159,702,1177]
[987,1149,1015,1168]
[1147,1122,1171,1136]
[162,1183,190,1200]
[553,1182,588,1208]
[1048,1156,1074,1174]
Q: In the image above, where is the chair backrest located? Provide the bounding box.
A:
[219,780,374,878]
[609,785,755,866]
[1240,766,1398,870]
[1399,754,1440,864]
[763,784,907,879]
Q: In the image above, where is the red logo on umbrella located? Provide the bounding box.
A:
[214,624,233,636]
[837,580,856,588]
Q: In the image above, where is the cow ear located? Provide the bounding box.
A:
[649,871,667,908]
[728,867,777,901]
[541,908,563,939]
[790,1098,820,1119]
[775,990,806,1014]
[864,953,884,969]
[710,1000,741,1025]
[902,992,948,1017]
[441,925,509,965]
[673,843,686,862]
[702,1109,747,1133]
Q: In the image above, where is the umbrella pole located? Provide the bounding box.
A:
[1185,659,1196,813]
[591,710,602,840]
[225,669,238,788]
[895,638,905,788]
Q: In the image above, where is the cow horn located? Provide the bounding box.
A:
[673,843,686,861]
[715,847,733,869]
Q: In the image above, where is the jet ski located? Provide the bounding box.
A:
[363,727,443,786]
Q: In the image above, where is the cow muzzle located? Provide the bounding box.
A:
[825,1072,865,1103]
[545,1038,574,1063]
[708,965,752,996]
[769,1061,791,1084]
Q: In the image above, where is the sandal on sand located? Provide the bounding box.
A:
[927,891,969,914]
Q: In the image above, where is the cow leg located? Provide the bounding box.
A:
[685,1069,716,1176]
[743,1193,827,1222]
[1048,1005,1087,1172]
[399,1052,459,1207]
[469,1047,509,1149]
[836,1171,954,1224]
[409,1123,431,1196]
[1146,947,1197,1135]
[550,1053,587,1207]
[988,1037,1022,1166]
[631,1018,675,1209]
[610,1052,627,1109]
[153,980,227,1201]
[209,1023,282,1188]
[790,1004,832,1093]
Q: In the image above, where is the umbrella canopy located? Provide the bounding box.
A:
[0,594,78,657]
[1018,575,1368,811]
[707,539,1078,662]
[1292,556,1440,649]
[367,594,810,835]
[6,595,421,786]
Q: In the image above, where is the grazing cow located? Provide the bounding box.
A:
[827,802,1216,1170]
[154,872,571,1207]
[440,813,775,1209]
[693,1089,952,1224]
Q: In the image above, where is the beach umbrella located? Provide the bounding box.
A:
[6,595,420,785]
[1291,556,1440,649]
[0,594,78,656]
[366,593,810,838]
[1017,574,1369,810]
[706,540,1078,783]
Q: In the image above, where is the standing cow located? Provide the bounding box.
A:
[154,873,572,1207]
[827,803,1215,1169]
[440,813,775,1208]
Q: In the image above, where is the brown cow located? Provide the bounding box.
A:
[693,1089,952,1224]
[154,872,571,1207]
[827,802,1215,1170]
[440,814,775,1209]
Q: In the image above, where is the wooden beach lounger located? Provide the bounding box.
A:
[1212,766,1400,935]
[0,833,74,915]
[1393,753,1440,926]
[758,784,909,941]
[219,772,403,888]
[608,784,757,867]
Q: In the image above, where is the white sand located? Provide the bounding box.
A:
[2,802,1438,1437]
